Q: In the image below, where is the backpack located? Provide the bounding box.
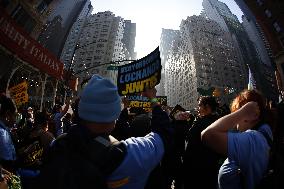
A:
[256,102,284,189]
[35,125,126,189]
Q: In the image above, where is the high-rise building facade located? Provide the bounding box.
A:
[202,0,240,32]
[203,0,278,101]
[242,15,272,66]
[165,16,247,110]
[122,20,136,60]
[38,0,91,58]
[235,0,284,98]
[157,29,179,96]
[72,11,135,85]
[60,1,93,69]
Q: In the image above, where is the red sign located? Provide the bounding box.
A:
[0,8,64,79]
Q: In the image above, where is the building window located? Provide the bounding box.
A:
[264,9,272,18]
[273,22,282,33]
[11,5,36,33]
[97,44,104,48]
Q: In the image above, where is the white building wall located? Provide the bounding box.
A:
[158,29,179,96]
[165,16,246,110]
[72,11,135,86]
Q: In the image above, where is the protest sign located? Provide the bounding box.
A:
[127,96,167,112]
[9,81,29,106]
[117,47,161,96]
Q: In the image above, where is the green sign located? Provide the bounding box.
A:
[107,65,118,70]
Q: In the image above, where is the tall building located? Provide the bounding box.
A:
[158,29,179,96]
[165,16,247,110]
[203,0,278,101]
[202,0,239,32]
[122,20,136,60]
[242,15,272,66]
[60,1,93,69]
[38,0,91,58]
[235,0,284,97]
[72,11,135,85]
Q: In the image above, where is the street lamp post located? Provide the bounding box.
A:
[75,59,135,91]
[73,59,136,75]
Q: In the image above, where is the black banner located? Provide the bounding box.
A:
[117,47,162,96]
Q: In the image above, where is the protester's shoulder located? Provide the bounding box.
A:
[110,133,164,177]
[122,132,164,159]
[228,126,271,156]
[123,132,163,147]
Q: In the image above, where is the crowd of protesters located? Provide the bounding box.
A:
[0,74,283,189]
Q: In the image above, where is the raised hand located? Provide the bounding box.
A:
[238,101,260,122]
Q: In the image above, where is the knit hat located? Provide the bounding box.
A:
[78,75,121,123]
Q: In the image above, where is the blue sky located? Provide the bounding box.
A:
[90,0,243,59]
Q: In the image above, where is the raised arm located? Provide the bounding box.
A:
[201,102,260,155]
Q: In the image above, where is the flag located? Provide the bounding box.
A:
[248,65,257,90]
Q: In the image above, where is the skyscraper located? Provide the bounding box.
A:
[60,1,93,69]
[158,29,179,96]
[242,15,272,66]
[165,16,246,109]
[72,11,135,85]
[38,0,92,58]
[235,0,284,98]
[122,20,137,60]
[203,0,278,101]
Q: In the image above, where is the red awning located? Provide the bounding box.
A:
[0,8,64,80]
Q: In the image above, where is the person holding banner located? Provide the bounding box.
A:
[37,74,172,189]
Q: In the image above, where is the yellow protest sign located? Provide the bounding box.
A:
[14,91,29,105]
[9,81,29,106]
[9,81,28,96]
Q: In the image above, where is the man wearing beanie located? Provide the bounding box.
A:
[37,74,172,189]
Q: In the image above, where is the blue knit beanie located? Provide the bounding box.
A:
[78,75,121,123]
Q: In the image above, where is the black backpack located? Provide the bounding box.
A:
[35,125,126,189]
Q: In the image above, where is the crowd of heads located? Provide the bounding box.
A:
[0,73,283,189]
